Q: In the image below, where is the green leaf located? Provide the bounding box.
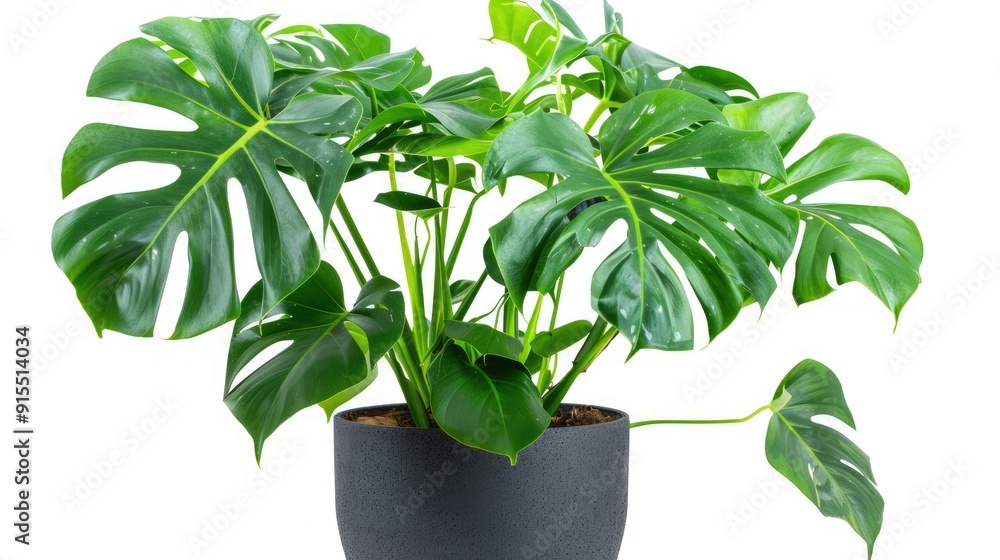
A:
[320,24,391,66]
[766,360,883,559]
[791,204,922,319]
[485,96,797,352]
[608,123,786,181]
[720,93,814,186]
[488,0,588,108]
[631,66,734,105]
[250,14,280,33]
[443,320,523,361]
[415,159,478,193]
[765,134,910,201]
[683,66,758,98]
[723,93,815,157]
[352,101,498,147]
[394,135,493,158]
[420,67,504,116]
[53,17,362,339]
[337,50,417,91]
[530,320,592,357]
[483,110,599,186]
[317,366,379,421]
[374,191,446,220]
[225,264,404,460]
[428,344,549,464]
[604,1,624,34]
[620,43,679,75]
[765,135,921,318]
[450,280,479,304]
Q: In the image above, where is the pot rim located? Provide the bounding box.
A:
[334,402,630,431]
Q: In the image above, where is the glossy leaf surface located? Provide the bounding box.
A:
[428,344,549,464]
[226,264,404,459]
[766,360,883,558]
[54,18,362,338]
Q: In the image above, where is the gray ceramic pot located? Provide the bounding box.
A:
[334,404,629,560]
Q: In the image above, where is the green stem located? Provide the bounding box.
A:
[583,100,608,134]
[395,327,430,405]
[583,99,621,134]
[555,73,568,115]
[440,157,457,242]
[453,270,488,322]
[386,350,430,428]
[503,296,518,338]
[537,355,551,394]
[389,155,428,357]
[629,404,773,429]
[329,220,366,285]
[519,294,545,362]
[543,323,617,414]
[330,210,428,426]
[429,160,452,341]
[446,192,483,277]
[336,198,380,277]
[548,275,565,331]
[535,240,566,393]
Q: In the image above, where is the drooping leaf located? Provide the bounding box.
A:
[791,204,922,319]
[766,360,883,559]
[225,264,404,460]
[53,17,363,339]
[428,344,549,464]
[765,134,910,201]
[443,320,523,360]
[765,135,921,318]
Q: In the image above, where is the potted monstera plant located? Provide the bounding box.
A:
[53,1,921,559]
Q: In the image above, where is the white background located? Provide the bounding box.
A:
[1,0,996,558]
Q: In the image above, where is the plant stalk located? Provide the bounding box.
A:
[629,404,773,429]
[389,154,428,357]
[542,322,617,414]
[336,198,380,278]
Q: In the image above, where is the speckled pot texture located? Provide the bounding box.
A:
[334,404,629,560]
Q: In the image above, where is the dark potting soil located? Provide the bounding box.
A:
[344,405,620,428]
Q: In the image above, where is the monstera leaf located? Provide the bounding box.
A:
[53,17,363,339]
[485,89,799,354]
[767,136,921,318]
[225,263,405,460]
[428,344,549,464]
[259,20,425,124]
[487,0,588,108]
[766,360,883,559]
[721,95,923,319]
